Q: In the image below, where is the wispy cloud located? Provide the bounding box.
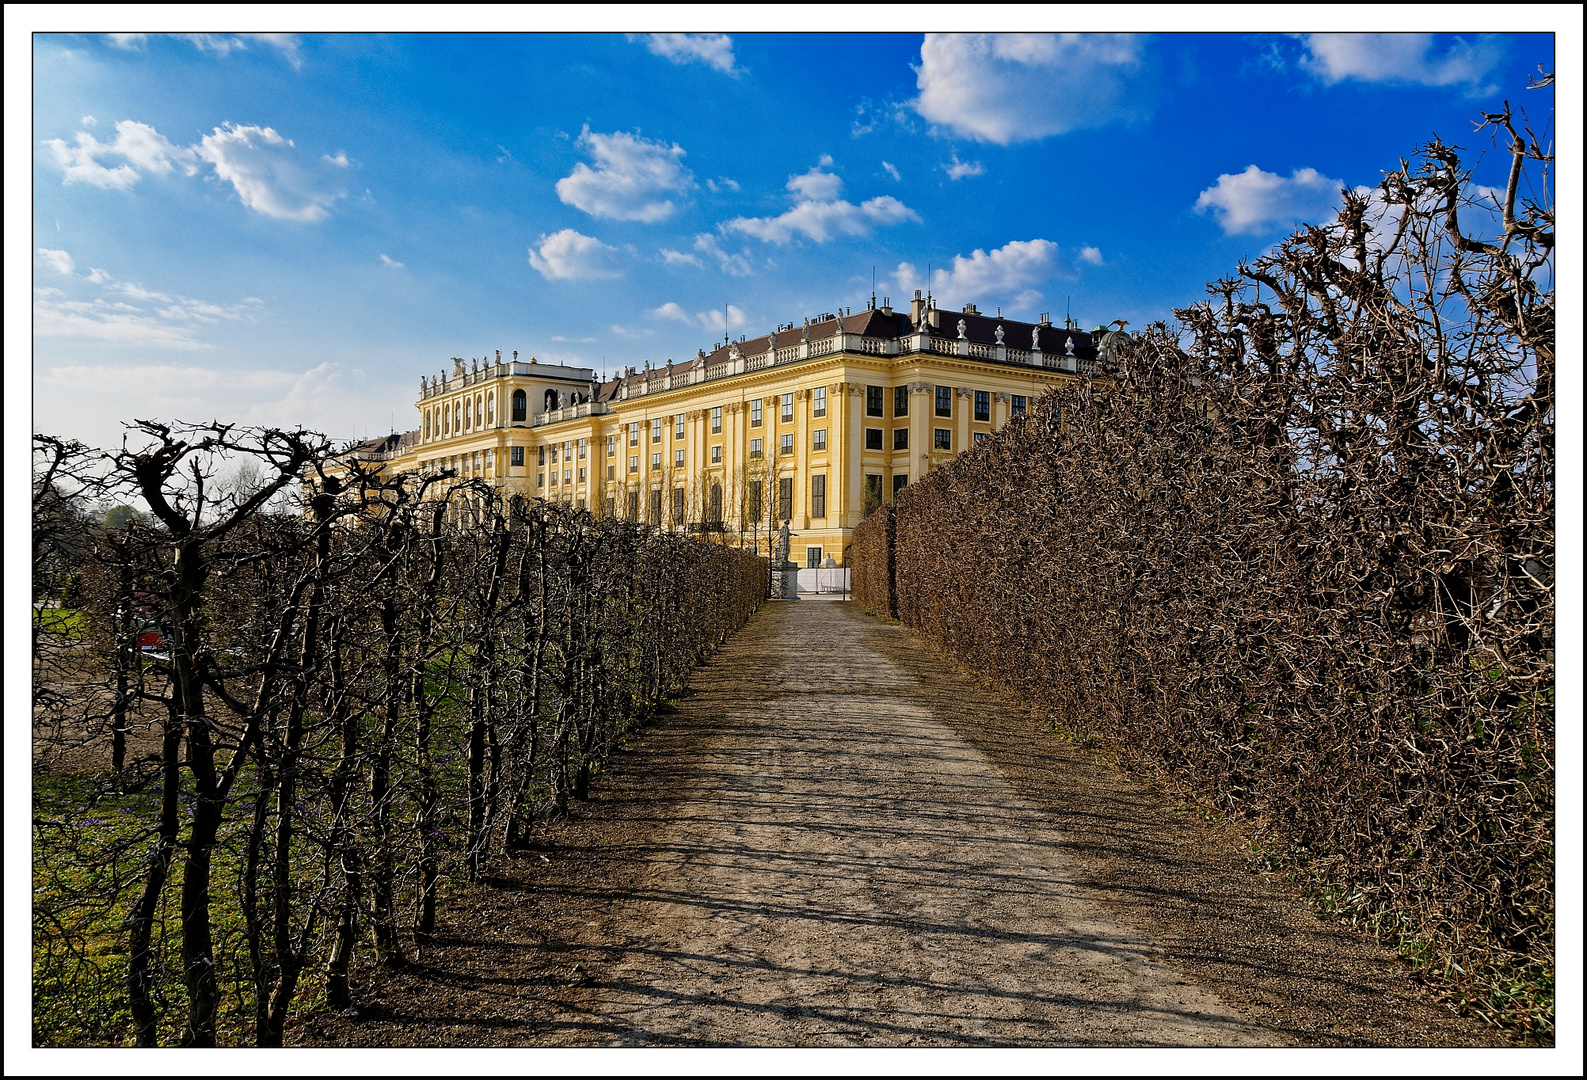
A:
[556,125,694,223]
[379,254,404,269]
[42,117,346,222]
[913,33,1147,144]
[943,152,984,180]
[1299,34,1501,96]
[722,158,919,244]
[1194,164,1344,235]
[33,263,264,350]
[882,161,901,181]
[639,33,739,76]
[36,248,76,275]
[652,302,747,332]
[197,123,347,222]
[528,229,624,280]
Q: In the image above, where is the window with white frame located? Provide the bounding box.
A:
[813,428,827,451]
[813,386,826,417]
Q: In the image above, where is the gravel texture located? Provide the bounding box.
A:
[296,595,1501,1048]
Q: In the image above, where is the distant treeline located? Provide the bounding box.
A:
[851,97,1553,1039]
[33,427,765,1047]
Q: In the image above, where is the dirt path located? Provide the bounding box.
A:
[303,596,1498,1048]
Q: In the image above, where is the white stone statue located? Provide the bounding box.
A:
[994,324,1004,344]
[1032,326,1043,350]
[957,318,968,340]
[1065,335,1075,356]
[773,520,792,567]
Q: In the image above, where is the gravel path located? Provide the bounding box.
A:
[302,595,1498,1048]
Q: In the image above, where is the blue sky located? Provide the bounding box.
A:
[27,28,1559,450]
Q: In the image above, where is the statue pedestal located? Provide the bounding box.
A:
[771,564,801,600]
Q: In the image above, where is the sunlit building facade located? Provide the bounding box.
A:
[348,292,1106,567]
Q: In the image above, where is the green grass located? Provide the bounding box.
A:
[33,606,84,639]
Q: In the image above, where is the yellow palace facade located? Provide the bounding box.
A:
[349,293,1107,567]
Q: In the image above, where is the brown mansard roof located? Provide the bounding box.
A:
[597,305,1095,400]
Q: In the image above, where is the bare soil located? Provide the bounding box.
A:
[294,596,1502,1048]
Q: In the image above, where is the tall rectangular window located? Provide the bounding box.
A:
[866,385,884,416]
[806,546,823,568]
[551,446,558,463]
[650,488,662,522]
[607,435,616,457]
[651,419,662,443]
[813,428,827,451]
[935,385,952,417]
[781,393,794,423]
[750,437,763,459]
[750,398,762,427]
[974,390,990,422]
[673,487,685,523]
[578,439,587,459]
[892,474,908,498]
[628,422,640,445]
[893,428,908,451]
[711,406,722,433]
[675,414,685,438]
[511,446,525,467]
[894,385,909,417]
[863,473,883,513]
[778,476,793,521]
[675,448,685,467]
[607,464,616,480]
[578,467,587,482]
[746,481,762,524]
[811,474,826,518]
[1012,394,1027,416]
[865,428,883,450]
[780,433,794,455]
[934,428,952,450]
[813,386,827,417]
[651,452,661,468]
[629,455,639,474]
[627,491,639,520]
[711,445,722,463]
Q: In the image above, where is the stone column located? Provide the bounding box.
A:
[956,387,973,457]
[793,388,810,528]
[908,381,930,483]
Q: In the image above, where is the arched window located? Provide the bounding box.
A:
[424,411,431,439]
[512,389,526,422]
[454,402,461,431]
[465,398,472,429]
[443,405,450,435]
[544,388,560,412]
[486,391,494,424]
[475,394,483,429]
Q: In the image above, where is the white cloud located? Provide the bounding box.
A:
[173,32,303,67]
[1300,34,1501,95]
[723,158,919,244]
[1194,165,1343,235]
[555,126,694,223]
[550,335,597,343]
[80,115,97,126]
[705,177,740,193]
[882,161,901,181]
[913,33,1146,145]
[43,119,196,189]
[943,152,984,180]
[1079,246,1104,266]
[726,196,918,245]
[33,269,263,351]
[609,324,656,339]
[379,254,404,269]
[641,33,739,76]
[105,34,145,50]
[915,239,1060,303]
[528,229,624,280]
[787,163,844,201]
[196,122,346,222]
[693,233,753,275]
[659,247,703,268]
[36,248,76,275]
[651,302,747,332]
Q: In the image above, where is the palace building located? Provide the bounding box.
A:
[345,291,1111,567]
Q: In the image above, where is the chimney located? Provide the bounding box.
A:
[880,296,892,315]
[1039,313,1052,326]
[911,289,926,327]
